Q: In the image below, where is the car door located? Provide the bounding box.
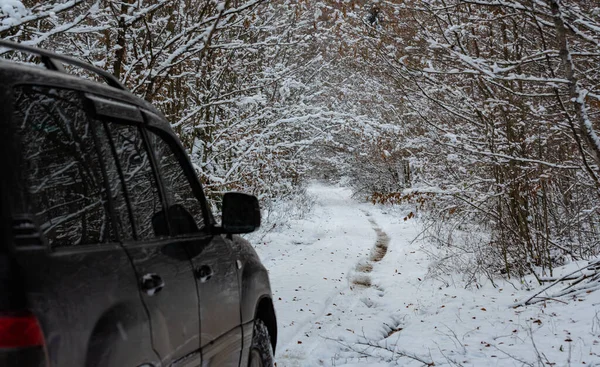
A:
[9,85,158,367]
[195,235,243,366]
[143,112,243,366]
[89,97,201,366]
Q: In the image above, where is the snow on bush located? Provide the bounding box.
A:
[0,0,27,27]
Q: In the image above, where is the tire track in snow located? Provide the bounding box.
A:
[367,218,390,262]
[350,213,390,291]
[268,187,378,365]
[278,201,390,367]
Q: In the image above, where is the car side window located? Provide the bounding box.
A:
[104,123,165,240]
[13,86,115,247]
[146,129,205,230]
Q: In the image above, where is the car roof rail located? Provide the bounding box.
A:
[0,39,126,91]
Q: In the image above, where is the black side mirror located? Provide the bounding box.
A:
[221,192,261,234]
[152,204,199,237]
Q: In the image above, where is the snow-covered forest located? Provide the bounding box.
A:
[2,0,600,365]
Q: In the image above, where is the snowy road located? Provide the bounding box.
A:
[249,184,600,366]
[250,184,426,366]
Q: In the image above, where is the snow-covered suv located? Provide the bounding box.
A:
[0,40,276,367]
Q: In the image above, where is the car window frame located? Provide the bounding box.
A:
[97,118,172,242]
[87,98,214,241]
[9,76,215,250]
[142,111,214,235]
[84,97,176,243]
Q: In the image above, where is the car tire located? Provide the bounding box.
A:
[248,318,274,367]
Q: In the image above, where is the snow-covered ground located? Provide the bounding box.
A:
[248,183,600,366]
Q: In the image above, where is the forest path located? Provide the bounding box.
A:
[250,184,600,367]
[250,183,425,366]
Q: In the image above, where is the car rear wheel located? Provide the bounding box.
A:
[248,319,274,367]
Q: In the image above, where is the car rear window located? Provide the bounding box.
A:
[13,86,116,247]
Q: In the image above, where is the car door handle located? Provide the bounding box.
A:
[141,273,165,296]
[195,265,213,283]
[12,216,43,246]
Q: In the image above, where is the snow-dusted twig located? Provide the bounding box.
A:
[515,259,600,306]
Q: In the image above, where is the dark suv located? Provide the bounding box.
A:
[0,41,276,367]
